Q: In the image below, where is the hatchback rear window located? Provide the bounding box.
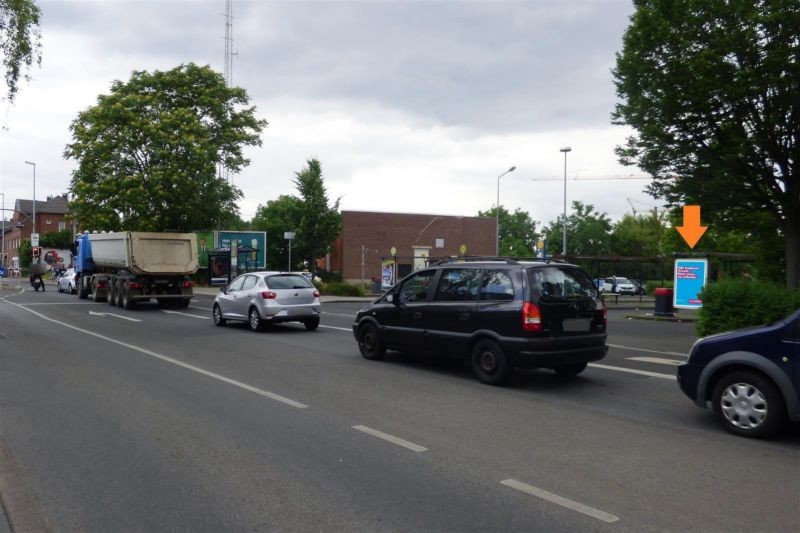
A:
[529,266,597,301]
[265,274,314,289]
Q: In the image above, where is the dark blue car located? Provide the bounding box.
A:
[678,308,800,438]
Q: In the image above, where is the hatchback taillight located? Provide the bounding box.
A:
[261,291,277,299]
[313,290,320,298]
[522,302,542,332]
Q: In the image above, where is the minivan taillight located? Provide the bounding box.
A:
[182,280,193,288]
[261,291,277,299]
[128,282,142,289]
[522,302,542,332]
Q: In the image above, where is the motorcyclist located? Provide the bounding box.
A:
[29,273,45,291]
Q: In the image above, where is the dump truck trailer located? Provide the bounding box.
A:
[75,231,198,309]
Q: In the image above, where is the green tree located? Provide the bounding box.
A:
[251,159,340,271]
[65,63,266,232]
[40,229,72,249]
[612,0,799,288]
[477,206,538,256]
[251,195,302,270]
[610,211,667,257]
[1,0,41,102]
[543,201,612,257]
[18,237,30,268]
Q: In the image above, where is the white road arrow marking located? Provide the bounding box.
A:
[161,309,210,320]
[88,310,141,322]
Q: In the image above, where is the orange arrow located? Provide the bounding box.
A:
[676,205,708,248]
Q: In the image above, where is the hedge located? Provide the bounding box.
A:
[314,281,365,297]
[645,279,673,296]
[696,280,800,337]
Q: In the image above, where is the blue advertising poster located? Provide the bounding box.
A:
[217,231,267,269]
[673,258,708,309]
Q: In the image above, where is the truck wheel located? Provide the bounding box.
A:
[121,284,136,310]
[107,282,115,305]
[91,281,103,302]
[78,278,88,299]
[115,281,124,308]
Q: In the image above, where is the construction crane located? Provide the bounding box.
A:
[627,197,661,217]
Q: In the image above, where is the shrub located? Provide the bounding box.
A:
[645,279,673,296]
[315,281,365,297]
[316,269,342,283]
[696,280,800,337]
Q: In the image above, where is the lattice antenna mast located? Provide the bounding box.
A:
[220,0,238,182]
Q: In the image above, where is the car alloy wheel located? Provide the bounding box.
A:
[213,304,226,326]
[249,307,264,332]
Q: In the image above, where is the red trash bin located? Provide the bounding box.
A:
[654,287,674,316]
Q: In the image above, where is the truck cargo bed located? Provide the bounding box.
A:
[88,232,198,275]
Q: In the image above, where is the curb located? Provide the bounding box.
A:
[625,314,697,323]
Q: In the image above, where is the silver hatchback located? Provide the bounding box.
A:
[212,272,321,332]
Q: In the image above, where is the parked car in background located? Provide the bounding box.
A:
[56,268,78,294]
[599,276,637,295]
[352,257,608,385]
[213,272,321,332]
[677,308,800,438]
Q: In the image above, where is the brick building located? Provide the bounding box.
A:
[3,195,70,271]
[325,211,496,285]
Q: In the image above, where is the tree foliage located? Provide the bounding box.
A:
[65,63,266,232]
[477,206,538,256]
[612,0,800,288]
[40,229,72,249]
[0,0,41,103]
[251,159,340,271]
[251,195,302,270]
[543,201,612,257]
[610,212,667,257]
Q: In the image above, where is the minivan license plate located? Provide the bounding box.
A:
[562,318,591,332]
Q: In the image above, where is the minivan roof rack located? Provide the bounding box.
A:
[432,256,521,266]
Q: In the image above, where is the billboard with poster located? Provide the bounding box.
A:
[217,231,267,269]
[195,230,214,268]
[674,258,708,309]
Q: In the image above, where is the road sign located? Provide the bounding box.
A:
[674,258,708,309]
[31,233,39,247]
[284,232,295,240]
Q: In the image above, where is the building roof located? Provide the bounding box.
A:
[15,195,69,215]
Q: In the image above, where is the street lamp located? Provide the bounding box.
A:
[0,192,5,268]
[495,166,516,256]
[25,161,36,235]
[559,147,571,256]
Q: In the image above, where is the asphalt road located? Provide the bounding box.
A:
[1,279,798,532]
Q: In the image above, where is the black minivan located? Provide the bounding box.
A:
[352,258,607,385]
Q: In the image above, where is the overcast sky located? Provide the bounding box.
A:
[0,0,660,231]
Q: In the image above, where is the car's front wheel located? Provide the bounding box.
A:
[212,304,226,326]
[358,323,385,360]
[471,339,511,386]
[712,370,786,438]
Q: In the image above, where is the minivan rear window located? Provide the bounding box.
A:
[529,267,597,301]
[266,274,314,289]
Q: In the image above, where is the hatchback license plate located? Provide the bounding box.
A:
[562,318,591,332]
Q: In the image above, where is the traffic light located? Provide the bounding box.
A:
[32,246,41,258]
